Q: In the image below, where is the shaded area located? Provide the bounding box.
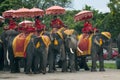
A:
[0,77,18,79]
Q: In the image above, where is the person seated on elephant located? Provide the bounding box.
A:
[34,16,46,35]
[17,26,24,33]
[8,18,17,30]
[82,20,98,38]
[82,20,93,33]
[36,22,46,36]
[34,16,45,30]
[26,26,36,34]
[50,15,65,33]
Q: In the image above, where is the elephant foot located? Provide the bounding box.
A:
[25,71,32,74]
[91,69,97,72]
[34,71,39,74]
[75,67,79,71]
[15,70,20,73]
[42,71,46,74]
[70,69,76,73]
[62,69,68,72]
[3,67,10,71]
[11,70,20,73]
[85,68,90,71]
[99,68,105,72]
[0,68,3,71]
[53,67,57,71]
[48,70,54,73]
[11,70,16,73]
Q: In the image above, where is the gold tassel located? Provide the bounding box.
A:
[36,42,41,48]
[99,38,103,46]
[54,38,58,45]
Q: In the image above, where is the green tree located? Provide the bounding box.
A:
[107,0,120,39]
[0,0,72,14]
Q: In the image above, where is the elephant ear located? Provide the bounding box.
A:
[64,29,74,36]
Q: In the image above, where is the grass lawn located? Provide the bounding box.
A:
[87,62,117,69]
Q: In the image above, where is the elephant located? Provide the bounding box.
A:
[77,32,112,72]
[0,40,4,71]
[0,30,19,71]
[63,30,89,72]
[25,32,51,74]
[48,32,67,73]
[64,33,78,72]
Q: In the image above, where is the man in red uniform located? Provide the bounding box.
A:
[35,16,46,31]
[8,18,17,30]
[50,15,64,29]
[82,20,93,33]
[82,20,99,34]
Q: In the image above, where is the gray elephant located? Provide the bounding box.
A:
[78,32,111,72]
[0,39,4,71]
[0,30,19,71]
[62,30,78,72]
[25,32,51,74]
[48,32,67,73]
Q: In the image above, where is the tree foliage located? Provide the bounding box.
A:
[0,0,120,40]
[0,0,72,15]
[106,0,120,39]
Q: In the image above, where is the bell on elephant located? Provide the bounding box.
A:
[54,38,58,45]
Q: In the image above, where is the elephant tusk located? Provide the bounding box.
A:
[7,50,10,65]
[77,47,83,53]
[70,48,74,54]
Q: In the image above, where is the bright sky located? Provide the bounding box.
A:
[71,0,110,13]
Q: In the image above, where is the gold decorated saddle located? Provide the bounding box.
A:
[12,33,33,57]
[77,33,93,56]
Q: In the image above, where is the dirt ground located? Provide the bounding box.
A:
[0,69,120,80]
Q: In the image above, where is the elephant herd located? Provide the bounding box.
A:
[0,29,113,74]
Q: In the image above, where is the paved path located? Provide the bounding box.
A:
[0,69,120,80]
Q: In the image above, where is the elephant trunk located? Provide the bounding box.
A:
[77,47,83,53]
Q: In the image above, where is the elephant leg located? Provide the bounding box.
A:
[75,55,79,71]
[25,53,33,74]
[41,51,48,74]
[3,47,10,71]
[0,44,4,71]
[33,55,40,74]
[79,56,89,71]
[14,58,20,73]
[98,53,105,71]
[61,45,67,72]
[91,53,97,72]
[9,53,15,73]
[69,53,76,72]
[48,49,54,73]
[61,59,67,72]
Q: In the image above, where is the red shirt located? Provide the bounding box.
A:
[35,19,46,30]
[82,21,93,33]
[35,19,41,28]
[50,18,64,29]
[9,19,17,30]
